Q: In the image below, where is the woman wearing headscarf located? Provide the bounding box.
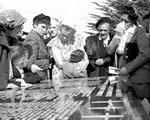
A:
[0,9,26,90]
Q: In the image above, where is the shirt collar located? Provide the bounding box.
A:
[98,35,110,47]
[98,35,110,41]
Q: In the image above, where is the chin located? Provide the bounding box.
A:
[101,37,107,40]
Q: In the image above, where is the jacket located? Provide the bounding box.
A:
[0,32,9,90]
[24,30,50,80]
[123,26,150,83]
[84,33,114,77]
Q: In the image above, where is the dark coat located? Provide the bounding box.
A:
[123,26,150,84]
[0,33,9,90]
[141,13,150,33]
[12,65,41,84]
[24,30,50,80]
[84,34,114,77]
[122,26,150,99]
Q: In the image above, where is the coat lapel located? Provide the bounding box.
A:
[32,30,48,53]
[129,26,138,43]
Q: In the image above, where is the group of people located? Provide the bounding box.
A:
[0,9,89,91]
[85,5,150,105]
[0,5,150,107]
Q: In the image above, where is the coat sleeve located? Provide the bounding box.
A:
[106,37,120,55]
[25,39,49,70]
[125,27,150,73]
[84,36,97,60]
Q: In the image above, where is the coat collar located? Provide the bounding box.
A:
[29,29,47,49]
[129,25,141,42]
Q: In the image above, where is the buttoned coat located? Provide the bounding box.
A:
[84,34,114,77]
[24,30,50,80]
[122,26,150,84]
[0,33,9,90]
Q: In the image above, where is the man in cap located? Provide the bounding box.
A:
[84,17,114,77]
[23,13,52,83]
[0,9,26,90]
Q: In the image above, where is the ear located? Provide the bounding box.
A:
[33,23,38,29]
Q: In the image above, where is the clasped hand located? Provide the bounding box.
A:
[95,58,104,65]
[118,67,128,83]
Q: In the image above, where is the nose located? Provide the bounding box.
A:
[100,30,106,35]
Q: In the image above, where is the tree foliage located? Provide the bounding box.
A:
[87,0,150,34]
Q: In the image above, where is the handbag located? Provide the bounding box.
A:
[124,42,138,62]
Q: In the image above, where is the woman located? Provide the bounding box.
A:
[117,5,150,103]
[0,9,26,90]
[47,24,89,92]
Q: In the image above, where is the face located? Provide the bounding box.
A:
[10,25,23,37]
[34,23,49,36]
[49,22,59,37]
[97,23,110,40]
[14,54,28,68]
[121,14,131,29]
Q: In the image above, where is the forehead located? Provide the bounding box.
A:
[36,23,49,27]
[50,23,58,28]
[51,20,59,27]
[97,23,110,30]
[121,14,129,20]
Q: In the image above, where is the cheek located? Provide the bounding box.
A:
[37,27,42,32]
[11,29,21,37]
[23,58,28,66]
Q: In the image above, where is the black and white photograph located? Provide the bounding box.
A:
[0,0,150,119]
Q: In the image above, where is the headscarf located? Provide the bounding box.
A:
[0,9,26,28]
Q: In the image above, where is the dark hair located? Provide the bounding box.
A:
[0,20,15,32]
[33,13,50,25]
[121,5,138,25]
[70,49,85,63]
[95,17,111,29]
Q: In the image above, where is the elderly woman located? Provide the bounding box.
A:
[0,9,26,90]
[47,24,89,92]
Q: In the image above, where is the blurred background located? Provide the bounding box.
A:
[1,0,150,37]
[0,0,105,38]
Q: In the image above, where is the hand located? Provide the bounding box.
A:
[31,64,43,73]
[15,79,32,87]
[95,59,104,66]
[118,75,128,83]
[119,67,128,75]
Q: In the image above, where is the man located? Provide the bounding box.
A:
[23,13,51,83]
[43,18,61,45]
[49,18,61,38]
[84,17,114,77]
